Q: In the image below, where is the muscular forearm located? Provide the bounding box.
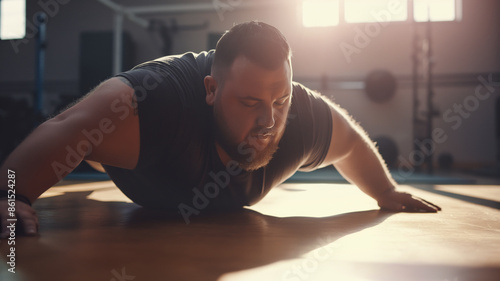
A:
[333,133,396,200]
[0,119,85,203]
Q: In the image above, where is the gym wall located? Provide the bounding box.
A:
[0,0,498,170]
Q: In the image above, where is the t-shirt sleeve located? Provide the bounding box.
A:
[114,52,213,172]
[292,82,333,171]
[116,68,183,171]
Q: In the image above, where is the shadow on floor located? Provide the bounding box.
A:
[411,185,500,210]
[2,191,394,281]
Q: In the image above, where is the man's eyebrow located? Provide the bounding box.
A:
[240,93,291,102]
[240,96,263,101]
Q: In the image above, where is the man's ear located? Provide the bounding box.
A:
[204,75,217,106]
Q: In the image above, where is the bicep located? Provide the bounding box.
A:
[320,102,359,167]
[50,77,140,169]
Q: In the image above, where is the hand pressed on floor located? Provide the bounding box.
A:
[376,189,442,213]
[0,199,39,238]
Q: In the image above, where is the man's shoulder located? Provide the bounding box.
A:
[117,51,213,100]
[146,50,214,71]
[119,51,213,80]
[291,81,330,109]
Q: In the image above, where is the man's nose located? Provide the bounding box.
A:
[257,105,275,129]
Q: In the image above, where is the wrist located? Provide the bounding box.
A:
[373,186,396,201]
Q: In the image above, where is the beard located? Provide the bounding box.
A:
[212,108,286,172]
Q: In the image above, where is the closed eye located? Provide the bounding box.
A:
[275,95,290,106]
[241,101,259,108]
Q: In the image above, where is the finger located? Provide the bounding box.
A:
[378,200,406,212]
[417,197,442,211]
[17,211,39,236]
[34,213,39,232]
[21,217,38,235]
[412,196,441,212]
[404,197,439,213]
[27,208,39,232]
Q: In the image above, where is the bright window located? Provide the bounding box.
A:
[302,0,340,27]
[414,0,459,22]
[302,0,461,27]
[344,0,407,23]
[0,0,26,40]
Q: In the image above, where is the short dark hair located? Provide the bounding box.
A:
[212,21,291,84]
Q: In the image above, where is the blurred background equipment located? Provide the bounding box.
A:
[34,11,47,122]
[373,136,399,169]
[411,14,439,174]
[364,69,397,103]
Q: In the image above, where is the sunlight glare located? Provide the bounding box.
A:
[344,0,407,23]
[414,0,456,22]
[303,0,339,27]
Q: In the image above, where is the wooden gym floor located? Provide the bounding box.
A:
[1,179,499,281]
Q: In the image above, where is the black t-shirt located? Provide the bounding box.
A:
[103,51,332,214]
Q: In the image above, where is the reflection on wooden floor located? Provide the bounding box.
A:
[1,181,499,281]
